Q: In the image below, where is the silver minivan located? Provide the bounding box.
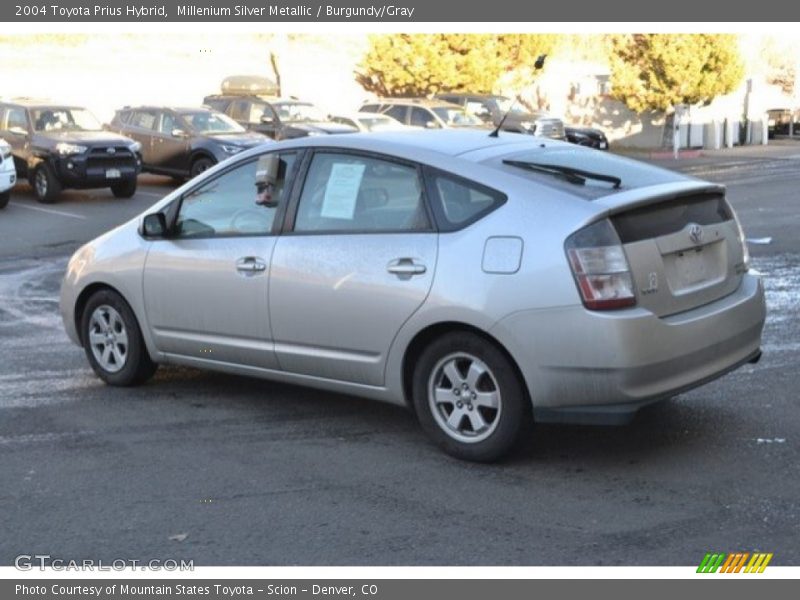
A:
[60,130,766,461]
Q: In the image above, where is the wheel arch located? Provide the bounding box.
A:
[73,282,127,346]
[190,150,216,168]
[400,321,531,416]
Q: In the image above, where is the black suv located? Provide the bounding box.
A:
[203,95,357,140]
[0,99,141,203]
[108,106,270,179]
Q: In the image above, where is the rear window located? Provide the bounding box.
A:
[426,169,506,231]
[611,193,733,244]
[493,147,687,200]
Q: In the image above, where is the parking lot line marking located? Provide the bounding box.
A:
[9,202,86,219]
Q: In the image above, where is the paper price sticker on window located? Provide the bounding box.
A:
[321,163,366,220]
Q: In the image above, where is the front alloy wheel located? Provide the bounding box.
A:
[88,305,129,373]
[81,289,157,386]
[33,164,61,203]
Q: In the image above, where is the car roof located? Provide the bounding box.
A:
[334,111,394,120]
[366,98,463,109]
[273,128,555,159]
[205,94,308,104]
[119,106,218,113]
[1,98,86,110]
[436,93,507,101]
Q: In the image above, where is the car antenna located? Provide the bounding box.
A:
[490,54,547,138]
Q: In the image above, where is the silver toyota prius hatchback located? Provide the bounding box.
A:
[61,130,766,461]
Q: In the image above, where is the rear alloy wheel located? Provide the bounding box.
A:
[33,163,61,204]
[413,332,531,462]
[190,157,215,178]
[81,289,157,386]
[111,178,137,198]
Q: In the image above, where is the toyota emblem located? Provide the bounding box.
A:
[688,223,703,245]
[107,147,116,154]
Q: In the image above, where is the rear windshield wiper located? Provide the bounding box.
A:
[503,159,622,189]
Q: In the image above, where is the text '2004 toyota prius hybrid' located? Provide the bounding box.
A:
[60,130,766,461]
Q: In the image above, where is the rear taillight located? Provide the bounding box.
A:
[732,210,750,272]
[565,219,636,310]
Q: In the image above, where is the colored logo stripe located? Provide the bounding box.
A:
[697,552,773,573]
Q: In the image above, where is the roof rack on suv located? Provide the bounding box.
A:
[219,75,279,97]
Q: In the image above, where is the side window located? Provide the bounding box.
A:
[204,98,228,112]
[229,100,252,122]
[429,171,506,230]
[6,107,28,132]
[130,111,157,130]
[410,107,435,128]
[383,105,408,124]
[331,116,355,128]
[175,152,296,238]
[466,101,491,121]
[249,102,274,123]
[157,112,177,135]
[294,153,429,233]
[360,104,380,113]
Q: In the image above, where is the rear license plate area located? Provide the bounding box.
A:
[674,247,709,287]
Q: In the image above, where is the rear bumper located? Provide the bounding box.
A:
[492,274,766,423]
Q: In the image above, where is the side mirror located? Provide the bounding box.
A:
[171,128,188,138]
[142,213,168,238]
[8,126,27,136]
[260,114,276,124]
[425,121,439,129]
[255,154,281,207]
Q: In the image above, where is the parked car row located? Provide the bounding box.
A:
[0,76,610,206]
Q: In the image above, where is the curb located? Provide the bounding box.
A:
[646,150,703,160]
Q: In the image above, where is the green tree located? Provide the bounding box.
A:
[356,34,556,96]
[609,34,744,112]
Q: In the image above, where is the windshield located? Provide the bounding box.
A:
[431,107,483,127]
[181,111,245,134]
[273,102,327,123]
[32,108,102,132]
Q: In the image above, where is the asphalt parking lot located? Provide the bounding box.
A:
[0,145,798,566]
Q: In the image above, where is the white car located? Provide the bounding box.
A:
[0,139,16,209]
[330,111,409,133]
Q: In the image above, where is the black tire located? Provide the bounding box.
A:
[33,163,61,204]
[412,332,531,462]
[80,289,157,386]
[0,190,9,210]
[190,156,215,179]
[111,177,137,198]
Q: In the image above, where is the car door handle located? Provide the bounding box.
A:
[387,258,426,277]
[235,257,267,273]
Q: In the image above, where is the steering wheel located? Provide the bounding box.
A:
[229,208,271,234]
